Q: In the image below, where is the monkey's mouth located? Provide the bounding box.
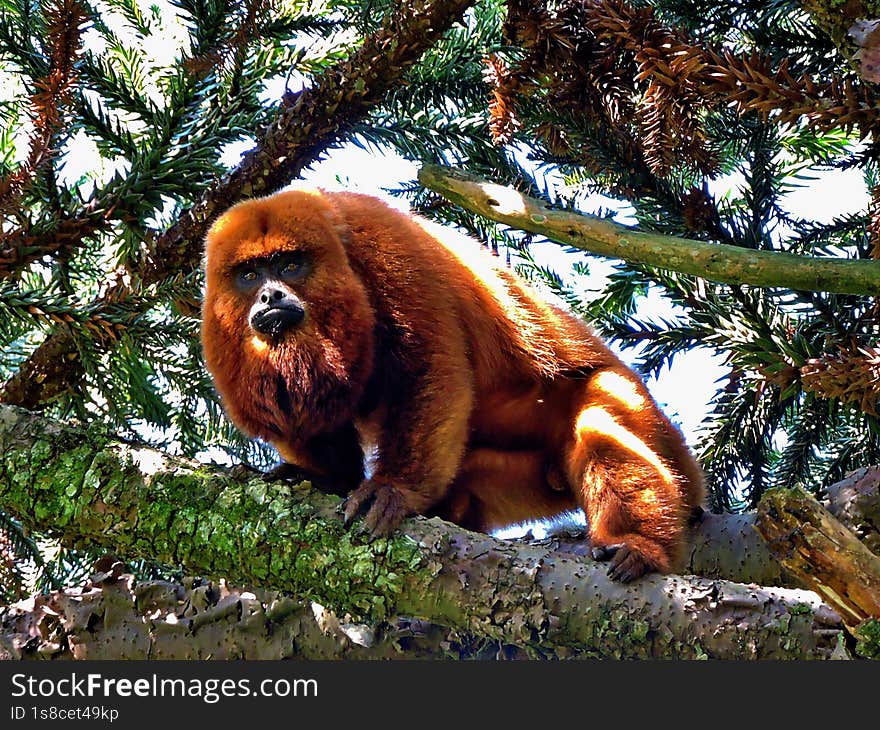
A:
[250,305,305,339]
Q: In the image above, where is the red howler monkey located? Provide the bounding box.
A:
[201,187,705,581]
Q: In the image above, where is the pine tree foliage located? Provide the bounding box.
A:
[0,0,879,590]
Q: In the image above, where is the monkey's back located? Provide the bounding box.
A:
[327,191,617,387]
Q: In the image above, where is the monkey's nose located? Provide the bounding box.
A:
[260,288,287,305]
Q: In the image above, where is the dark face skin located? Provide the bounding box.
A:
[235,251,310,340]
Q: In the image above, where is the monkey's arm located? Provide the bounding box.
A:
[342,339,474,536]
[565,368,701,581]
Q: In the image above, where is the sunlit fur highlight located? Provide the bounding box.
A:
[202,187,705,580]
[592,370,646,410]
[574,406,674,485]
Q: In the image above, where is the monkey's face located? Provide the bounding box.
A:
[201,188,375,438]
[236,252,308,341]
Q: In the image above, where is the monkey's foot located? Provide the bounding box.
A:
[590,538,670,583]
[262,462,319,485]
[341,481,409,538]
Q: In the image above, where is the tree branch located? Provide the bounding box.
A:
[0,405,848,659]
[756,488,880,623]
[755,485,880,657]
[417,164,880,296]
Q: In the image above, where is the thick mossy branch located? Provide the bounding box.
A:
[0,405,848,659]
[418,165,880,296]
[0,406,425,623]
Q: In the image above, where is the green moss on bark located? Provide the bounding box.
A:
[800,0,880,70]
[855,619,880,659]
[0,407,428,623]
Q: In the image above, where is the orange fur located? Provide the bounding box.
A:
[202,188,705,581]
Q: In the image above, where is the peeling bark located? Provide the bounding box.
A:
[756,487,880,628]
[821,466,880,556]
[0,404,856,659]
[800,0,880,80]
[755,484,880,658]
[0,567,846,660]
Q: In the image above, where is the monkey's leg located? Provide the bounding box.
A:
[433,448,577,532]
[272,422,365,497]
[342,367,474,537]
[565,371,690,582]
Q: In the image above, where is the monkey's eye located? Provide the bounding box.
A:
[279,258,306,278]
[237,269,260,285]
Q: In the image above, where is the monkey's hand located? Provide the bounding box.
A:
[341,480,412,538]
[262,462,321,485]
[590,537,669,583]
